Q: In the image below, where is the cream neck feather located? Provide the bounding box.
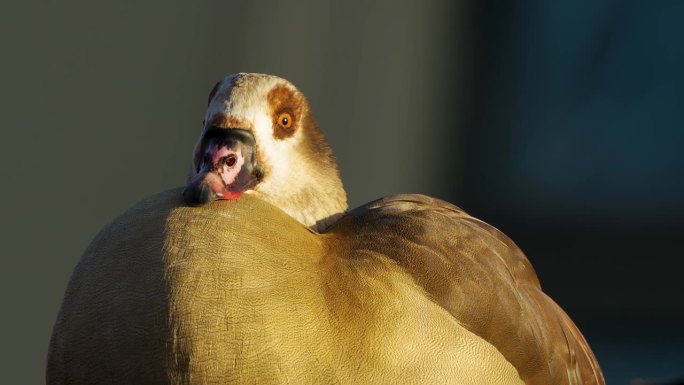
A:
[252,151,347,232]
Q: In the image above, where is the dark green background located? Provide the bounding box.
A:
[2,1,682,384]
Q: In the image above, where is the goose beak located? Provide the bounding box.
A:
[183,128,263,206]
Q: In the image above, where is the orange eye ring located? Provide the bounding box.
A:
[277,112,292,128]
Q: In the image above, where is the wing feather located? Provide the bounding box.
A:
[330,194,605,385]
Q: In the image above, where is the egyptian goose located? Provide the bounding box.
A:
[47,73,605,385]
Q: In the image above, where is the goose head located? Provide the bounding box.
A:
[183,73,347,231]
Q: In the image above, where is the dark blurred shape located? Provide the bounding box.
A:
[459,1,684,383]
[631,378,684,385]
[462,0,684,324]
[463,0,684,224]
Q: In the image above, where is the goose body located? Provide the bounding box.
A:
[47,74,605,384]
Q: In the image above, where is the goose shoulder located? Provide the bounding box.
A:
[326,193,605,385]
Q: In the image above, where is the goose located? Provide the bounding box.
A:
[47,73,605,385]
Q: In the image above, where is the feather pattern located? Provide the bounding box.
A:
[329,193,605,385]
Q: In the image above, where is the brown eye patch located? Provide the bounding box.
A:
[267,85,304,140]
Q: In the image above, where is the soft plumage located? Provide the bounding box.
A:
[47,73,605,385]
[184,73,347,230]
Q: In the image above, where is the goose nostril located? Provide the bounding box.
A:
[224,154,237,168]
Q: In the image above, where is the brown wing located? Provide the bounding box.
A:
[328,194,605,385]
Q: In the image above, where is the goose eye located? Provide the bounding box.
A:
[277,113,292,128]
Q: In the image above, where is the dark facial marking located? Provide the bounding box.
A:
[267,85,304,140]
[208,115,253,130]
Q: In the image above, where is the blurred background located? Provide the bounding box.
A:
[1,0,682,383]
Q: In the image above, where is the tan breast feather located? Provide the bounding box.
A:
[47,189,604,385]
